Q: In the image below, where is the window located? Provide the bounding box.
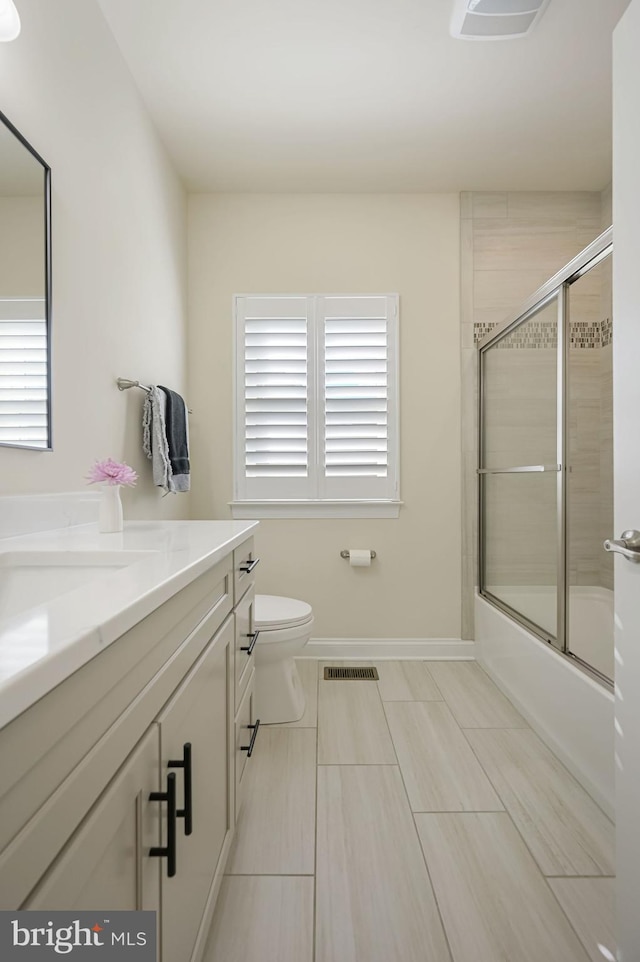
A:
[232,294,400,518]
[0,298,49,448]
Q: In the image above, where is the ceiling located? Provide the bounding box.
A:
[97,0,630,193]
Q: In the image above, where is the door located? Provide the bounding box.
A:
[566,252,614,682]
[156,619,232,962]
[479,293,562,644]
[24,727,161,914]
[613,4,640,958]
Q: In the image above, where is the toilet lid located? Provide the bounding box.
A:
[254,594,313,630]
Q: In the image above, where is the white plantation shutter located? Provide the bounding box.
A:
[320,295,397,500]
[236,296,315,500]
[234,294,398,504]
[0,299,49,448]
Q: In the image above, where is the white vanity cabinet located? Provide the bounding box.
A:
[157,618,233,962]
[25,619,234,962]
[0,527,260,962]
[234,584,256,708]
[232,541,259,819]
[234,665,257,819]
[24,726,161,914]
[233,535,258,604]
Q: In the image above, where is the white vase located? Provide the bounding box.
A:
[99,484,123,533]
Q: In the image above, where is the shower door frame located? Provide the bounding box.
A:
[477,227,613,687]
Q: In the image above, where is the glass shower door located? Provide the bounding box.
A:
[480,293,562,644]
[566,252,614,681]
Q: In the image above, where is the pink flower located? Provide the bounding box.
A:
[87,458,138,487]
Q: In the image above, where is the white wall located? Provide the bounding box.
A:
[188,193,461,641]
[0,0,189,519]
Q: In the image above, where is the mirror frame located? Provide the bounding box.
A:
[0,108,52,451]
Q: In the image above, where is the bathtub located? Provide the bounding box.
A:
[475,591,614,818]
[486,584,614,681]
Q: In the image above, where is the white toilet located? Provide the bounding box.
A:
[253,594,314,724]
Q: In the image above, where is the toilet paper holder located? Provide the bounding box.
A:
[340,549,377,560]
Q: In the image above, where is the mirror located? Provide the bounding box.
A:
[0,109,51,450]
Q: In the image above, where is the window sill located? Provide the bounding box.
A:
[229,500,403,519]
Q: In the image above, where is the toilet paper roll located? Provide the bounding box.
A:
[349,549,371,568]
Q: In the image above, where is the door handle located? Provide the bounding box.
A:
[241,719,261,757]
[604,529,640,564]
[149,772,177,877]
[168,742,193,836]
[241,630,259,655]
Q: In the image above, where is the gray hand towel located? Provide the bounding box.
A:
[142,386,175,493]
[158,385,190,492]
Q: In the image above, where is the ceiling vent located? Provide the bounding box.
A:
[450,0,551,41]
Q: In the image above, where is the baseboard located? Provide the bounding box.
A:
[301,638,475,659]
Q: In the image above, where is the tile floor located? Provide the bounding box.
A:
[203,659,615,962]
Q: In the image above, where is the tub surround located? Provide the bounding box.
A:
[487,584,614,681]
[460,190,612,641]
[475,593,614,818]
[0,518,258,728]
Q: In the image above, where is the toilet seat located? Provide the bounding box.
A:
[254,594,313,632]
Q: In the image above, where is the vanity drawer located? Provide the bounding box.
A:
[233,537,259,603]
[234,672,258,820]
[234,585,256,710]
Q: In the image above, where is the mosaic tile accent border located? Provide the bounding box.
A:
[474,317,612,349]
[570,321,599,349]
[474,322,497,344]
[474,320,557,349]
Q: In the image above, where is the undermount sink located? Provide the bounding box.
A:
[0,550,157,621]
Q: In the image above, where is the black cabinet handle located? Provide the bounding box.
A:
[168,742,193,836]
[240,630,259,655]
[149,772,177,878]
[239,558,260,574]
[241,719,261,757]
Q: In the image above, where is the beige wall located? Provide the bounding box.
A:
[188,193,461,640]
[461,191,612,638]
[0,0,189,519]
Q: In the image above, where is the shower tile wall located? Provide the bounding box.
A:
[460,190,612,640]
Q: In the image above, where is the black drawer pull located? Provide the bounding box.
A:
[239,558,260,574]
[149,772,177,878]
[241,719,261,757]
[240,630,259,655]
[168,742,193,836]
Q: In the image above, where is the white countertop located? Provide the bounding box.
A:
[0,520,258,729]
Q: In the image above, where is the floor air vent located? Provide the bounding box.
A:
[323,666,379,680]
